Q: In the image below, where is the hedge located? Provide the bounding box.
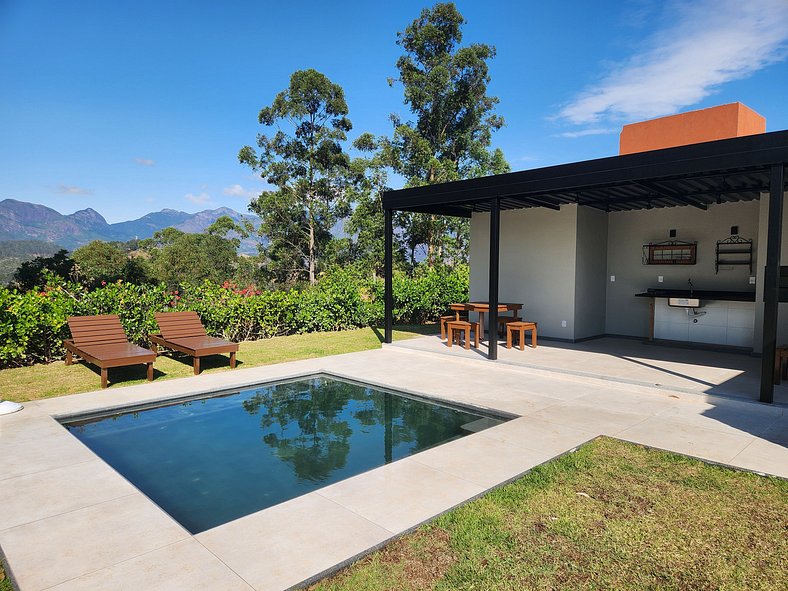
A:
[0,266,469,368]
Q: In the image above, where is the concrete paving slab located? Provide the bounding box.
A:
[410,432,555,488]
[478,416,596,455]
[617,416,756,464]
[527,402,651,435]
[0,494,188,591]
[0,425,96,481]
[0,459,137,531]
[729,438,788,478]
[197,493,391,591]
[317,458,485,534]
[572,388,681,415]
[654,399,783,437]
[48,539,254,591]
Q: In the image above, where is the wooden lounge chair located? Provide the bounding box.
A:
[65,314,156,389]
[150,311,238,375]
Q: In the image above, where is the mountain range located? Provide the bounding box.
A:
[0,199,260,253]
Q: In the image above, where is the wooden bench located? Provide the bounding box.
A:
[446,320,478,350]
[150,311,238,375]
[65,314,156,389]
[506,321,537,350]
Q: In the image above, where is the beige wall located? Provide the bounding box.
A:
[468,198,779,346]
[469,206,579,339]
[605,201,759,337]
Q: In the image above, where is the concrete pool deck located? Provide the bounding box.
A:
[1,347,786,590]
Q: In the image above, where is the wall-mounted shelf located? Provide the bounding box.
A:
[642,240,697,265]
[715,235,752,274]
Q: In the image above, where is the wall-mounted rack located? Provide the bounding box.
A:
[642,240,697,265]
[715,235,753,274]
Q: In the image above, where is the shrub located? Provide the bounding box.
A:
[0,265,469,368]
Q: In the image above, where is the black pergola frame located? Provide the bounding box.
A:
[382,130,788,404]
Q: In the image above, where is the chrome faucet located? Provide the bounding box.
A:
[688,278,694,297]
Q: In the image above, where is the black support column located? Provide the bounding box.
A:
[384,206,393,344]
[760,164,784,404]
[488,198,500,360]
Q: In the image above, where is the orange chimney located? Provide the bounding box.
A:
[619,102,765,155]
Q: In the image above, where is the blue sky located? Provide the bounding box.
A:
[1,0,787,223]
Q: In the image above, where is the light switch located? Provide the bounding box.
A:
[610,275,615,282]
[749,276,756,285]
[561,320,567,327]
[658,276,664,283]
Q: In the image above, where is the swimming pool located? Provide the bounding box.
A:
[61,374,508,533]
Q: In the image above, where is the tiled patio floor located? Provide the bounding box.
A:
[1,347,785,590]
[389,334,788,404]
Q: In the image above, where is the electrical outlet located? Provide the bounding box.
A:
[561,320,567,328]
[610,275,615,282]
[749,276,756,285]
[658,276,664,283]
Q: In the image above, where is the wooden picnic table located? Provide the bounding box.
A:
[449,302,522,340]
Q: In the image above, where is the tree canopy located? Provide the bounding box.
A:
[382,2,509,266]
[240,69,357,286]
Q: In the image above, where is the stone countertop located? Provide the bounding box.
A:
[635,289,756,302]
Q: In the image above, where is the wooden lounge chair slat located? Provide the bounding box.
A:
[152,311,237,375]
[66,314,155,388]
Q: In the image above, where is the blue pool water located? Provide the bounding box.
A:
[62,375,507,533]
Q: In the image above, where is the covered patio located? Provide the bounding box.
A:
[388,334,788,405]
[382,130,788,403]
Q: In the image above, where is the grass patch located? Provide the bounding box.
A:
[311,438,788,591]
[0,567,10,591]
[0,325,433,402]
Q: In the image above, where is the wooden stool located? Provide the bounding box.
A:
[774,345,788,384]
[497,315,522,337]
[440,314,467,340]
[446,320,478,350]
[506,321,537,350]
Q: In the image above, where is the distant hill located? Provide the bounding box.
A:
[0,199,260,253]
[0,239,65,285]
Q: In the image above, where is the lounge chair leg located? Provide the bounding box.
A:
[193,357,200,375]
[531,326,537,349]
[230,351,236,369]
[150,341,158,356]
[147,362,153,381]
[506,327,512,349]
[65,349,72,365]
[101,368,108,389]
[519,328,525,351]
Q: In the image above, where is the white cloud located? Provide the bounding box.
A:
[554,128,618,139]
[135,157,155,166]
[55,184,92,195]
[556,0,788,128]
[184,192,211,205]
[223,184,256,198]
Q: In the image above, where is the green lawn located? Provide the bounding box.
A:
[0,325,434,403]
[0,565,10,591]
[311,437,788,591]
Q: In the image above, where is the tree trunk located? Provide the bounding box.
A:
[308,217,316,285]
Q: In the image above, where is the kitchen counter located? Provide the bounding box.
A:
[635,289,756,302]
[636,289,756,347]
